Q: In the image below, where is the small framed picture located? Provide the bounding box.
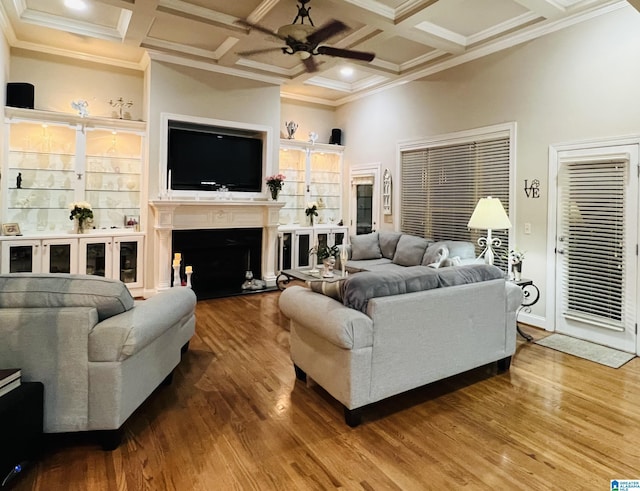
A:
[2,223,21,236]
[124,215,139,230]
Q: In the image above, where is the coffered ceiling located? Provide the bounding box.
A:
[0,0,634,106]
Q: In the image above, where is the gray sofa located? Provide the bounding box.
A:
[0,273,196,449]
[336,231,481,273]
[279,264,523,426]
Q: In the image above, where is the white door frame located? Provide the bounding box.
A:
[349,163,381,233]
[546,135,640,353]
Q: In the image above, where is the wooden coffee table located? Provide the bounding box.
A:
[277,268,347,290]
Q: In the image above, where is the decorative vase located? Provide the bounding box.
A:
[75,218,85,234]
[322,257,336,278]
[513,262,522,281]
[285,121,298,139]
[309,215,314,227]
[270,188,279,201]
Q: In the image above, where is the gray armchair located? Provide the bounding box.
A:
[0,274,196,449]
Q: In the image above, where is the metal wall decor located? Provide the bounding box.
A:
[524,179,540,198]
[383,169,392,215]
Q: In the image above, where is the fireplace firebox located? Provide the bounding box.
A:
[172,228,264,299]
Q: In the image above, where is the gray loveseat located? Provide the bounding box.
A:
[0,273,196,449]
[279,264,523,426]
[337,231,481,273]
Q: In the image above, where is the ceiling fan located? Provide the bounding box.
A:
[235,0,375,73]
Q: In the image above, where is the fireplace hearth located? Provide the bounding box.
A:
[172,228,267,299]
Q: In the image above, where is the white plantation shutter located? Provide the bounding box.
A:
[400,135,511,268]
[559,160,626,329]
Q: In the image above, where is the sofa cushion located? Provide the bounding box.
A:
[307,279,346,302]
[422,243,449,267]
[436,263,504,286]
[378,231,403,259]
[345,257,393,273]
[0,273,135,321]
[392,235,431,266]
[342,264,504,313]
[350,232,383,260]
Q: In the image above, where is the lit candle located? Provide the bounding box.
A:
[185,266,192,273]
[174,252,181,261]
[173,259,180,267]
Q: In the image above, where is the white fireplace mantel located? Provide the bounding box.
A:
[150,199,284,291]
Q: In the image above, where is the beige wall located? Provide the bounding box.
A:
[9,49,144,119]
[335,6,640,326]
[280,100,337,144]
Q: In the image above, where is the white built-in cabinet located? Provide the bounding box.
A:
[278,225,348,270]
[277,139,347,271]
[2,107,146,234]
[278,139,344,227]
[0,232,144,296]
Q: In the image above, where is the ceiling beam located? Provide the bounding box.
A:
[511,0,565,18]
[321,0,465,53]
[120,0,158,46]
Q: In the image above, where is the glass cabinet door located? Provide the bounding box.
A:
[295,230,312,268]
[2,241,41,273]
[86,243,107,276]
[114,236,143,288]
[278,232,293,271]
[79,238,112,277]
[118,241,137,283]
[42,239,77,274]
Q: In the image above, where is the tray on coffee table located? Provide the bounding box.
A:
[277,268,347,290]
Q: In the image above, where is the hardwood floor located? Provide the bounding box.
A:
[12,290,640,490]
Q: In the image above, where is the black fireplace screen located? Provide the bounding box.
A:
[172,228,262,299]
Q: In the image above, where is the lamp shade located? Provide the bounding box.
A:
[467,196,512,230]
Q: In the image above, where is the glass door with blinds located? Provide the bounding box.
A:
[555,145,638,353]
[399,125,513,272]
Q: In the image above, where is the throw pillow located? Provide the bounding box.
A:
[350,232,382,260]
[392,235,430,266]
[439,256,462,268]
[307,279,346,302]
[378,231,403,259]
[422,243,449,267]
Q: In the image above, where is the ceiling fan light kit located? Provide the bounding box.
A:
[236,0,375,73]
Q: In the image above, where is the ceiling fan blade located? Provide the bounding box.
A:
[317,46,375,62]
[237,47,284,56]
[302,56,318,73]
[235,19,286,41]
[306,20,348,45]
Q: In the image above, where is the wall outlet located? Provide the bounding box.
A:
[524,222,531,234]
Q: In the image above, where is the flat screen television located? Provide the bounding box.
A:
[167,121,264,192]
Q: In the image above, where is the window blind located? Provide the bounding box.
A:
[559,160,626,329]
[400,136,511,268]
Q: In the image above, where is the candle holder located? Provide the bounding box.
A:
[186,271,192,288]
[173,264,181,287]
[308,251,319,273]
[340,249,348,277]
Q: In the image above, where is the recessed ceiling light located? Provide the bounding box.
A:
[64,0,87,11]
[340,66,354,77]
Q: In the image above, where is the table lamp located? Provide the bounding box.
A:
[467,196,512,265]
